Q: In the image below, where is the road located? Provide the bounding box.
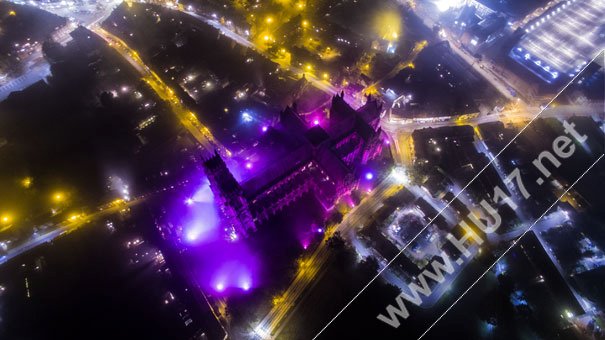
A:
[1,0,231,264]
[487,208,592,313]
[254,174,403,339]
[472,126,532,221]
[5,0,344,111]
[6,0,602,333]
[383,102,604,133]
[91,26,229,157]
[382,100,604,168]
[1,1,123,99]
[0,197,142,266]
[131,1,343,100]
[180,7,341,97]
[8,0,122,28]
[399,0,528,103]
[0,61,50,101]
[364,40,427,95]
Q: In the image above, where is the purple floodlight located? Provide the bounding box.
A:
[240,278,252,291]
[191,241,260,296]
[172,176,260,296]
[186,230,200,242]
[178,181,220,245]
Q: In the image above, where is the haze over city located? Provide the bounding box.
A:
[0,0,603,339]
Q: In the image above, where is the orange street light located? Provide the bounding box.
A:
[52,191,66,203]
[21,177,33,189]
[1,213,12,225]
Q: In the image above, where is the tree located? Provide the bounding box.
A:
[327,232,345,250]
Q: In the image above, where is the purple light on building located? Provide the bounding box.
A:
[365,172,374,180]
[313,119,320,126]
[192,179,215,203]
[302,240,309,250]
[177,180,220,245]
[184,218,218,245]
[262,126,268,132]
[207,257,257,295]
[171,175,260,296]
[186,229,200,242]
[239,277,253,292]
[186,234,260,296]
[245,162,253,170]
[342,195,356,209]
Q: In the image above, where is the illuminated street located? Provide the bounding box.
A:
[0,1,604,340]
[169,3,344,99]
[255,174,403,339]
[0,197,140,266]
[92,26,229,156]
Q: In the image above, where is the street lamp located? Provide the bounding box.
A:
[392,167,410,184]
[53,192,65,203]
[1,214,12,224]
[254,324,271,339]
[21,177,33,189]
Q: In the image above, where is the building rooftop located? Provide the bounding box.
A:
[511,0,605,83]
